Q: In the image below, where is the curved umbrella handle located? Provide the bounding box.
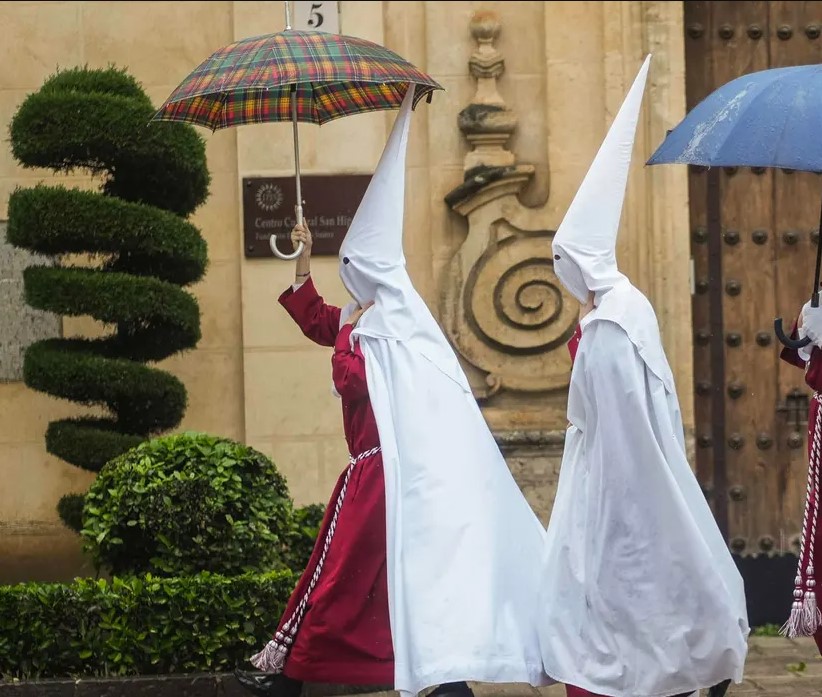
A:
[270,235,304,260]
[270,201,306,260]
[774,317,812,350]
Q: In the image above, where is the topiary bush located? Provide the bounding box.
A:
[82,433,293,578]
[0,571,294,679]
[6,67,210,530]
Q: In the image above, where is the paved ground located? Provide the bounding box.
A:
[315,636,821,697]
[730,636,821,696]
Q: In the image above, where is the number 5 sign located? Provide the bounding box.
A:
[292,1,340,34]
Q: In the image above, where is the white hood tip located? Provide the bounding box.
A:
[552,55,652,302]
[339,85,415,272]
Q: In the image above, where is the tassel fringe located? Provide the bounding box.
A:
[781,394,821,638]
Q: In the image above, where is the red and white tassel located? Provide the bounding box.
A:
[782,394,822,638]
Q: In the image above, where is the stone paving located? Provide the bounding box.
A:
[330,636,822,697]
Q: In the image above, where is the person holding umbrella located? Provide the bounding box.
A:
[236,88,551,697]
[777,304,822,653]
[538,56,749,697]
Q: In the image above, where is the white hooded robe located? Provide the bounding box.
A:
[538,56,749,697]
[340,87,552,697]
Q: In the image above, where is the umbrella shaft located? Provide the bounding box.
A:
[291,84,303,225]
[284,0,292,31]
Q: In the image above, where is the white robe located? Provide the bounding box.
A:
[338,83,550,697]
[359,335,552,697]
[538,318,749,697]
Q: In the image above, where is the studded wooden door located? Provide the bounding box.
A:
[686,0,822,557]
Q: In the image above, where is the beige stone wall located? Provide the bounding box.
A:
[0,1,691,581]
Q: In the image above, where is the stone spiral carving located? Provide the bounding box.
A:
[443,218,578,396]
[465,231,572,356]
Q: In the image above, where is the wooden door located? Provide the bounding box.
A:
[686,0,822,557]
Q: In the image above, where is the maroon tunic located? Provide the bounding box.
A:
[780,322,822,656]
[255,279,393,683]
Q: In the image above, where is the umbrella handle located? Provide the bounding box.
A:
[269,235,304,260]
[269,203,305,260]
[774,317,812,349]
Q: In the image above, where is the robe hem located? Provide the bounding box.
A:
[393,659,551,697]
[541,663,744,697]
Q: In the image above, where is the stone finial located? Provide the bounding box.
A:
[468,11,504,98]
[459,10,518,171]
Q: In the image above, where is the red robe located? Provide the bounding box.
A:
[252,279,394,683]
[780,322,822,655]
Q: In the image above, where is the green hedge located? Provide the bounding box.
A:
[282,503,326,572]
[6,66,211,529]
[46,420,145,475]
[0,571,294,679]
[23,266,200,339]
[24,341,187,436]
[82,434,293,578]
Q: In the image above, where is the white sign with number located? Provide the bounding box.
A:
[292,1,340,34]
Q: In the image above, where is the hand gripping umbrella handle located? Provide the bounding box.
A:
[774,291,817,350]
[269,236,304,260]
[269,203,305,260]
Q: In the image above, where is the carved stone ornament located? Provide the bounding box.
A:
[443,10,574,402]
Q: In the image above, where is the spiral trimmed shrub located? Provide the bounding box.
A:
[82,433,293,577]
[6,67,210,529]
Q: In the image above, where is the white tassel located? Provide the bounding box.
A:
[802,588,821,635]
[250,640,289,673]
[780,600,805,638]
[782,394,822,638]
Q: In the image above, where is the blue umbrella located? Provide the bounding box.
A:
[647,64,822,349]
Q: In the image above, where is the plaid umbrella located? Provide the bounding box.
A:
[152,23,442,259]
[152,30,442,130]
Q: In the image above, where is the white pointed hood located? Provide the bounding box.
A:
[552,55,651,304]
[341,86,469,390]
[339,87,415,341]
[553,55,675,393]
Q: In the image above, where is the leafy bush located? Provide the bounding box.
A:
[283,503,326,572]
[6,66,210,530]
[82,433,293,578]
[0,571,294,679]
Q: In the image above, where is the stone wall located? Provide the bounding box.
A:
[0,1,691,580]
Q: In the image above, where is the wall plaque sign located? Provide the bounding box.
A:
[242,175,370,258]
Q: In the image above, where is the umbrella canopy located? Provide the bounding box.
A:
[648,64,822,171]
[647,63,822,349]
[152,30,442,130]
